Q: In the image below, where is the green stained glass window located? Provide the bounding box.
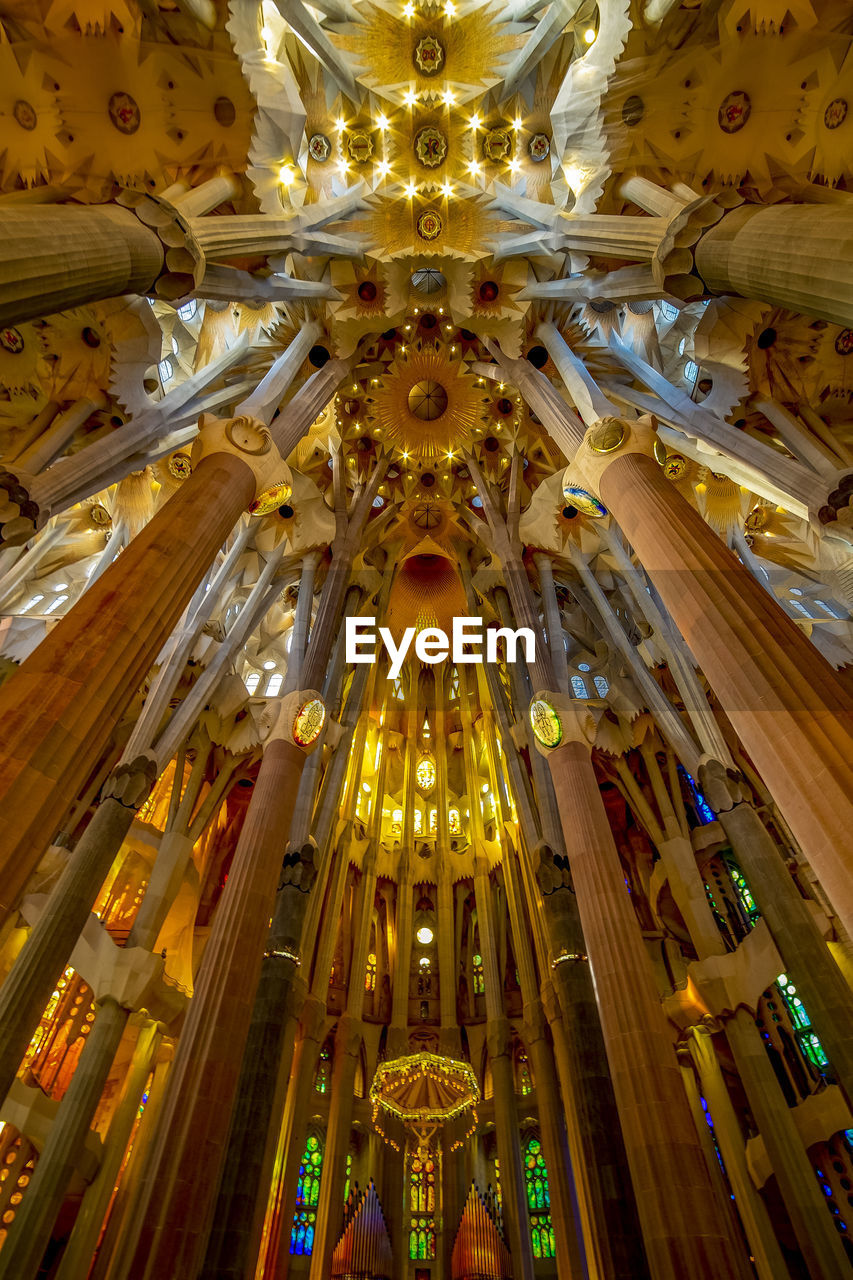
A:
[524,1136,555,1258]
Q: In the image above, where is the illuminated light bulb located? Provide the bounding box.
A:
[404,90,417,106]
[468,160,481,176]
[403,1,414,12]
[404,181,417,198]
[441,181,453,197]
[416,925,434,945]
[564,163,584,191]
[509,159,521,173]
[443,90,455,105]
[513,116,522,129]
[279,164,295,186]
[583,26,596,42]
[469,114,480,129]
[444,0,455,13]
[338,159,350,174]
[377,160,391,176]
[377,113,389,129]
[335,116,346,130]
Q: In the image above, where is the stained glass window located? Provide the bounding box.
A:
[344,1150,353,1203]
[570,675,587,698]
[408,1152,437,1260]
[315,1044,331,1093]
[290,1132,324,1255]
[776,973,830,1071]
[518,1051,532,1095]
[593,675,609,697]
[473,954,485,996]
[448,808,461,835]
[416,755,436,792]
[524,1136,555,1259]
[365,952,377,993]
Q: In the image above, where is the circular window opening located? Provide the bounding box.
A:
[420,472,436,487]
[562,505,578,518]
[309,345,331,367]
[408,381,448,421]
[411,268,446,294]
[478,280,499,303]
[483,436,499,452]
[419,313,438,330]
[526,345,548,368]
[213,97,237,127]
[757,327,777,349]
[278,504,294,518]
[82,326,101,348]
[357,281,378,301]
[496,397,513,416]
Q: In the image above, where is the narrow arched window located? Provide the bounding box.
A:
[524,1136,555,1258]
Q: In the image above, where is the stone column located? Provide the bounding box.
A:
[694,202,853,328]
[308,846,378,1279]
[532,553,567,687]
[0,204,164,328]
[572,415,853,939]
[684,1024,790,1280]
[473,861,536,1280]
[700,760,853,1111]
[535,696,746,1279]
[724,1007,851,1277]
[120,689,324,1280]
[54,1018,163,1280]
[0,417,274,922]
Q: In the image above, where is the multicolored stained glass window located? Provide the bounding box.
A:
[448,807,461,835]
[524,1136,555,1259]
[365,952,377,993]
[290,1132,324,1255]
[344,1150,353,1203]
[408,1152,437,1260]
[724,855,760,927]
[472,954,485,996]
[416,755,436,792]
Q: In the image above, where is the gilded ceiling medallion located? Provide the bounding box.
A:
[415,127,447,168]
[717,90,751,134]
[168,453,192,481]
[622,95,644,125]
[416,209,443,241]
[347,131,374,164]
[824,99,848,130]
[745,506,769,533]
[663,454,687,480]
[528,133,550,162]
[308,133,331,162]
[835,329,853,355]
[369,348,488,459]
[483,128,511,162]
[414,35,444,76]
[108,91,141,135]
[408,380,449,421]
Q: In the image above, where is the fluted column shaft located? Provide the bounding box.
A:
[695,202,853,328]
[546,737,745,1279]
[122,737,307,1280]
[0,451,255,925]
[599,450,853,937]
[0,204,163,328]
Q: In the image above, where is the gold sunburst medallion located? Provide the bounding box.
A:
[368,348,489,459]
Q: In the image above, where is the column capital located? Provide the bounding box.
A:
[563,412,663,507]
[101,752,159,809]
[190,411,292,506]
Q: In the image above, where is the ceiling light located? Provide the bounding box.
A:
[583,27,596,42]
[335,116,346,130]
[377,113,389,129]
[469,114,480,130]
[404,181,417,198]
[513,116,522,129]
[441,181,453,197]
[278,164,295,186]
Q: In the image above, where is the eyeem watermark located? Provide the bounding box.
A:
[346,617,535,680]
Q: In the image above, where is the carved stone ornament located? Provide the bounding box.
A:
[190,412,289,504]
